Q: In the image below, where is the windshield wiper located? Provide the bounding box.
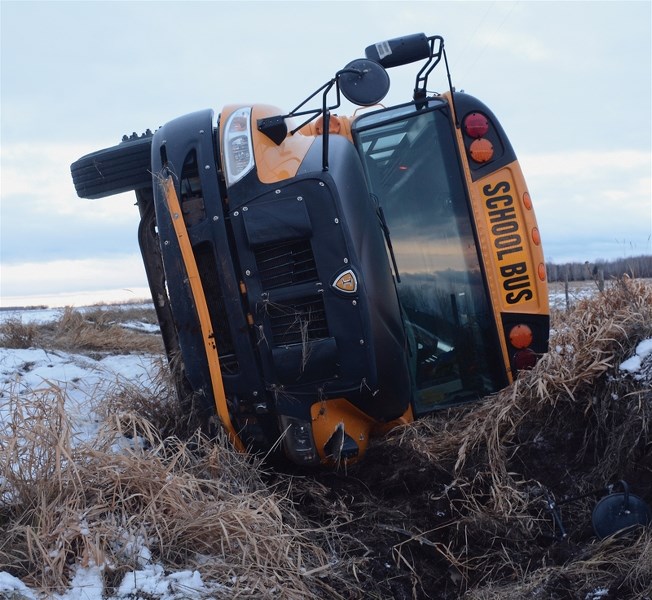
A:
[376,203,401,283]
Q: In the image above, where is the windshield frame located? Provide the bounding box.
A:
[352,100,507,413]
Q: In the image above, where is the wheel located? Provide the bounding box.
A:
[71,132,153,199]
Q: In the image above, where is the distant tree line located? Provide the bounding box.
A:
[546,254,652,283]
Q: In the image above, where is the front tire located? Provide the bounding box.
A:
[71,133,153,199]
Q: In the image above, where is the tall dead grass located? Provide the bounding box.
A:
[0,380,351,599]
[0,306,163,354]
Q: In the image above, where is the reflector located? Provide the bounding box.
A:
[532,227,541,246]
[538,263,547,281]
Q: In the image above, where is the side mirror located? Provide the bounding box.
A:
[338,59,390,107]
[365,33,432,69]
[258,58,390,145]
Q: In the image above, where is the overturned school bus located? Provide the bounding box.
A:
[71,33,549,466]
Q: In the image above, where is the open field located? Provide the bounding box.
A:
[1,277,651,599]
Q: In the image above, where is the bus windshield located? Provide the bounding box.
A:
[353,102,507,414]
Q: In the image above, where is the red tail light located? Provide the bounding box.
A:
[513,348,538,371]
[464,112,489,138]
[463,111,494,164]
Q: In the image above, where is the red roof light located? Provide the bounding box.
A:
[464,113,489,138]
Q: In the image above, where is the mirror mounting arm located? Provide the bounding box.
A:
[321,79,339,172]
[257,77,343,145]
[412,36,458,126]
[442,47,459,128]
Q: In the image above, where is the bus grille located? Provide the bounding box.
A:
[267,296,329,346]
[254,239,318,291]
[193,242,239,374]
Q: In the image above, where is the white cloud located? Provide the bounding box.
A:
[474,30,551,62]
[0,255,148,300]
[1,142,138,221]
[518,149,652,263]
[1,0,650,301]
[520,150,651,179]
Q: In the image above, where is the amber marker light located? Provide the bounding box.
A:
[509,324,533,349]
[469,138,494,163]
[532,227,541,246]
[523,192,533,210]
[538,263,547,281]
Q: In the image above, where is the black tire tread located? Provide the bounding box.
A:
[71,135,153,199]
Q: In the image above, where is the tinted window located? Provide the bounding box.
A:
[354,105,506,413]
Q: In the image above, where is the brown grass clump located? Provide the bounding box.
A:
[0,305,163,354]
[462,529,652,600]
[53,306,164,355]
[0,380,350,599]
[96,356,210,442]
[0,318,39,349]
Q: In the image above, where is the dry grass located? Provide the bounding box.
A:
[462,529,652,599]
[0,379,351,598]
[0,305,163,354]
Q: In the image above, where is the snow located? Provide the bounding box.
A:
[0,303,158,329]
[54,566,105,600]
[0,302,240,599]
[114,565,208,599]
[0,563,212,600]
[0,306,65,325]
[0,307,216,600]
[1,303,650,599]
[0,571,37,600]
[585,589,609,600]
[20,563,211,600]
[0,347,162,448]
[619,338,652,374]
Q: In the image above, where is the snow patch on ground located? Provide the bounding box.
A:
[619,339,652,374]
[0,303,159,334]
[0,347,162,445]
[619,338,652,386]
[0,309,229,599]
[0,564,214,600]
[0,571,38,599]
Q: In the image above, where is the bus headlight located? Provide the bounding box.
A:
[223,107,255,186]
[279,415,320,465]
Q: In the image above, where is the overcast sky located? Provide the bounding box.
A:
[1,0,650,306]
